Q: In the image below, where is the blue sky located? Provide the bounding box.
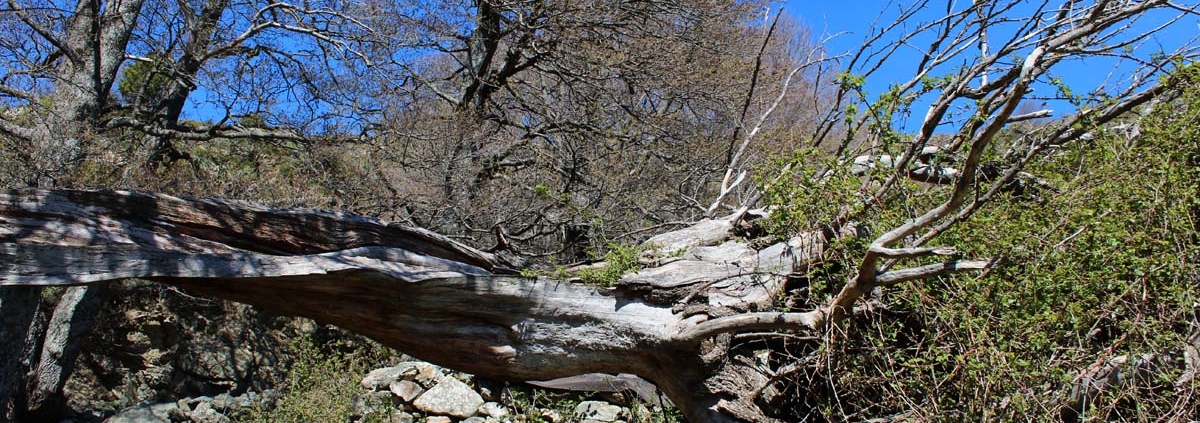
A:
[781,1,1199,131]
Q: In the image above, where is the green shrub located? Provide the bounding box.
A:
[577,243,644,286]
[239,332,394,423]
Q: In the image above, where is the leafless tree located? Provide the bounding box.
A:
[0,0,372,419]
[353,0,828,260]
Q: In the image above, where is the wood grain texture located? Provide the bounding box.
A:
[0,188,824,423]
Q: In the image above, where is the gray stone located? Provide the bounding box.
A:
[362,362,441,390]
[102,403,177,423]
[175,398,192,414]
[425,417,452,423]
[184,396,212,407]
[412,377,485,418]
[388,410,414,423]
[189,401,231,423]
[388,379,424,403]
[574,401,625,422]
[477,401,508,418]
[235,391,259,408]
[361,367,405,391]
[210,393,236,410]
[462,418,487,423]
[260,389,281,408]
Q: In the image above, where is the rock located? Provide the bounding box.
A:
[388,410,414,423]
[411,377,485,418]
[478,401,508,418]
[103,403,177,423]
[362,362,441,390]
[184,396,212,407]
[405,362,443,387]
[260,389,281,408]
[462,418,487,423]
[539,409,563,423]
[574,401,625,422]
[189,401,231,423]
[175,398,192,414]
[235,391,259,408]
[210,393,236,410]
[362,367,406,390]
[425,417,452,423]
[389,380,424,403]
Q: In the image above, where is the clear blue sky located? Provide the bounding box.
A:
[781,1,1199,130]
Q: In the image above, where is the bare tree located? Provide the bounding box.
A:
[0,0,373,420]
[3,1,1199,422]
[356,0,828,259]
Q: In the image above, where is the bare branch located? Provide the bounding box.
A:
[6,0,78,65]
[874,258,1000,287]
[673,311,827,343]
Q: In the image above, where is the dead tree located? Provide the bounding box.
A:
[0,188,989,422]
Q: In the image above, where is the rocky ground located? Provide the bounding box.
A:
[101,360,669,423]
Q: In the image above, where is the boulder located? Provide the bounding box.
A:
[411,377,485,418]
[388,379,424,403]
[477,401,508,418]
[574,400,626,422]
[102,403,176,423]
[361,362,440,390]
[189,401,231,423]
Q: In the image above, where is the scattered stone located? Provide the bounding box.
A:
[462,418,487,423]
[539,409,562,423]
[185,396,213,407]
[388,410,414,423]
[236,391,260,408]
[425,416,452,423]
[478,401,508,418]
[389,380,424,402]
[362,367,406,391]
[401,361,442,387]
[103,403,176,423]
[452,372,474,385]
[189,401,231,423]
[260,389,281,408]
[412,377,485,418]
[210,393,236,410]
[362,362,441,390]
[574,401,626,422]
[175,398,192,414]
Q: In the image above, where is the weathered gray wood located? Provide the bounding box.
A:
[1,188,829,422]
[0,188,1006,422]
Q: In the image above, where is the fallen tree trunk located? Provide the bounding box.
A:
[0,188,990,422]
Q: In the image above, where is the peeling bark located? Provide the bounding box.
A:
[0,188,990,422]
[0,189,821,421]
